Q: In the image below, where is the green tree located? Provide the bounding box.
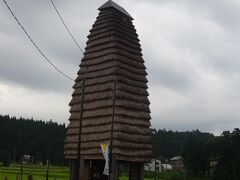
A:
[213,129,240,180]
[182,130,214,176]
[0,149,11,166]
[0,115,67,165]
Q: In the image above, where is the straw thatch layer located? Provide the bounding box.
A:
[73,81,149,96]
[64,5,152,162]
[68,115,151,127]
[80,54,146,70]
[79,61,147,76]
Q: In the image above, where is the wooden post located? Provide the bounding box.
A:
[28,160,33,180]
[46,159,49,180]
[76,79,85,180]
[79,156,85,179]
[110,157,118,180]
[70,160,78,180]
[70,161,72,180]
[109,80,117,180]
[13,149,16,164]
[154,159,156,180]
[140,163,144,180]
[129,162,142,180]
[20,158,23,180]
[81,160,89,180]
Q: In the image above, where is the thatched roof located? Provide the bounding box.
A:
[98,0,133,20]
[64,0,152,162]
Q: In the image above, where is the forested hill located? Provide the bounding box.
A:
[0,114,215,165]
[153,128,240,179]
[151,129,214,159]
[0,115,66,165]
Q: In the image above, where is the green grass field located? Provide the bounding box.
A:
[0,164,69,180]
[0,164,212,180]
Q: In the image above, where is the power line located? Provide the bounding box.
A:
[49,0,84,54]
[3,0,75,82]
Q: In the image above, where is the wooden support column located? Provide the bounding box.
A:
[79,156,85,180]
[70,160,78,180]
[77,80,85,180]
[110,157,118,180]
[139,163,144,180]
[129,162,143,180]
[109,80,117,180]
[81,159,90,180]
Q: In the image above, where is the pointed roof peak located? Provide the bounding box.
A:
[99,0,133,20]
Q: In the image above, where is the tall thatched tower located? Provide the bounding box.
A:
[64,1,152,180]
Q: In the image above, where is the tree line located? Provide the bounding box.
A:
[152,128,240,179]
[0,115,66,166]
[1,115,240,179]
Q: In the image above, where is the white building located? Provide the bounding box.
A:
[23,154,32,164]
[144,159,162,172]
[161,164,173,171]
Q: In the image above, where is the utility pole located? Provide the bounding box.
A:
[13,149,16,164]
[165,159,168,180]
[184,164,187,180]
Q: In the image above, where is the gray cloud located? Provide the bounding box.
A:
[1,0,240,134]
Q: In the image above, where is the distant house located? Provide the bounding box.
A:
[169,156,184,170]
[161,164,173,171]
[23,154,32,164]
[210,160,218,175]
[144,159,162,172]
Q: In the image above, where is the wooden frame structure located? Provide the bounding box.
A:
[64,1,152,180]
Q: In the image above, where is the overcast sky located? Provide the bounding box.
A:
[1,0,240,135]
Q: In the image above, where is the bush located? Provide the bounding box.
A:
[165,171,184,180]
[0,149,11,166]
[144,170,183,180]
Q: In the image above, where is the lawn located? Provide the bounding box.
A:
[0,164,212,180]
[0,164,69,180]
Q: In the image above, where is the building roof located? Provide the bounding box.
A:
[98,0,133,19]
[64,1,151,162]
[170,156,183,161]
